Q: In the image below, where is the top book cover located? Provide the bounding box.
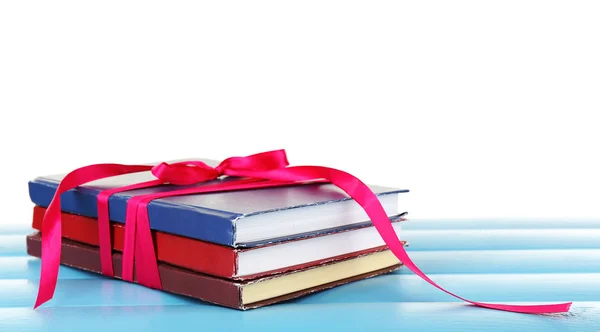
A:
[28,158,408,247]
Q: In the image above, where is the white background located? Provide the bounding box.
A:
[1,1,599,230]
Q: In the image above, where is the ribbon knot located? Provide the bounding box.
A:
[151,149,291,186]
[151,161,221,185]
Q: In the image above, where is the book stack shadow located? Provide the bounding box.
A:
[26,161,408,309]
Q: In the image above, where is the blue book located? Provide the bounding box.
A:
[28,158,408,247]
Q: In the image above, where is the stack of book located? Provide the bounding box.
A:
[26,158,409,309]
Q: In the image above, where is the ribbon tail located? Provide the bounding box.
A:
[318,167,573,314]
[231,166,572,314]
[34,164,153,308]
[35,195,62,308]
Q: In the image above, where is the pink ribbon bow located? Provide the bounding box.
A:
[152,150,290,185]
[34,150,572,314]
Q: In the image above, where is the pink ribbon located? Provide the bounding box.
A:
[34,150,572,314]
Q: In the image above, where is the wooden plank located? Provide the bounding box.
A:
[0,225,32,236]
[2,273,596,308]
[402,229,600,250]
[397,249,600,274]
[0,235,26,256]
[0,279,196,308]
[1,302,598,332]
[0,257,98,280]
[5,249,600,281]
[403,218,600,230]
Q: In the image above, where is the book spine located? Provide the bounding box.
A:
[32,206,237,278]
[28,180,241,246]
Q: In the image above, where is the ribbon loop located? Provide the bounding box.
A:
[151,150,290,186]
[216,149,290,175]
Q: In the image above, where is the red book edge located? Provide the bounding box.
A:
[32,206,405,280]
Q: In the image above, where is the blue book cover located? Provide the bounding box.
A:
[28,158,408,247]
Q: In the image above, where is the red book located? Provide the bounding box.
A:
[32,206,405,280]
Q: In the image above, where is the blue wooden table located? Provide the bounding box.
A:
[2,218,599,331]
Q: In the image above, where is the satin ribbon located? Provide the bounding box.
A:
[34,150,572,314]
[96,150,291,279]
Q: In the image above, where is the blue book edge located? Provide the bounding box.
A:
[28,178,408,248]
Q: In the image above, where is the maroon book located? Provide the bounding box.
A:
[26,233,402,310]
